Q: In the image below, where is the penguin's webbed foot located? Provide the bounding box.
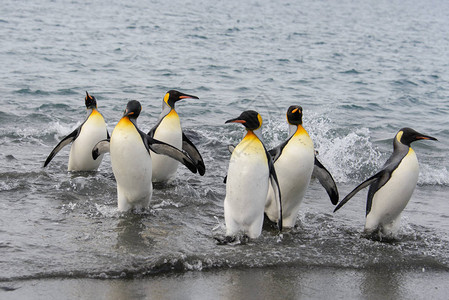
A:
[214,234,250,245]
[262,213,279,230]
[214,235,236,245]
[362,228,398,243]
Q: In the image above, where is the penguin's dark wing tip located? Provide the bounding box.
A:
[197,163,206,176]
[333,195,350,213]
[182,156,198,174]
[266,149,283,231]
[182,132,205,176]
[43,127,80,167]
[92,139,110,160]
[147,136,198,174]
[333,171,383,213]
[313,157,339,205]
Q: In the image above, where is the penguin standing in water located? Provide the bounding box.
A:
[44,91,109,171]
[334,128,437,238]
[92,100,197,212]
[264,105,338,228]
[223,110,281,240]
[148,90,205,182]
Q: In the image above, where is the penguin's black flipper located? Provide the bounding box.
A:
[269,171,282,230]
[149,138,197,174]
[138,130,197,174]
[223,145,237,183]
[268,138,291,163]
[266,149,283,230]
[182,132,206,176]
[43,126,81,167]
[227,144,235,154]
[333,170,389,213]
[147,119,162,138]
[313,157,339,205]
[92,139,110,160]
[365,170,394,216]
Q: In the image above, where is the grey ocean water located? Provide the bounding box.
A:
[1,0,449,298]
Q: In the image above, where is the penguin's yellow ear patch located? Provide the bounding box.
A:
[257,114,263,128]
[164,93,170,104]
[396,131,404,143]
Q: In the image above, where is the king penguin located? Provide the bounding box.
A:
[92,100,197,212]
[333,127,437,238]
[148,90,205,182]
[44,91,109,171]
[264,105,339,228]
[223,110,282,239]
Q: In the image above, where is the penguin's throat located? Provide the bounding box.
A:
[159,102,173,120]
[168,108,179,118]
[86,108,94,118]
[246,127,263,141]
[288,124,308,138]
[118,116,137,128]
[393,137,410,151]
[238,130,264,152]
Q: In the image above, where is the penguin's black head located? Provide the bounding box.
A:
[396,127,438,146]
[85,91,97,109]
[123,100,141,119]
[286,105,303,125]
[225,110,262,131]
[164,90,199,108]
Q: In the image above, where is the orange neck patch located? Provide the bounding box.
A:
[294,125,309,137]
[116,116,135,129]
[167,109,179,118]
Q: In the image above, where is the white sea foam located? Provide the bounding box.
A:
[281,111,384,183]
[48,121,81,140]
[418,164,449,186]
[94,203,118,218]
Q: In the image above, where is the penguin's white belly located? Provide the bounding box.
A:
[224,142,269,238]
[365,150,419,233]
[265,138,315,227]
[111,125,152,211]
[68,115,107,171]
[151,117,182,182]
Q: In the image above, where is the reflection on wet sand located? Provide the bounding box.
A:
[361,266,401,299]
[7,266,449,299]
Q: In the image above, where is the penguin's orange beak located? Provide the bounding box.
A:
[225,118,246,124]
[417,135,438,141]
[179,95,199,99]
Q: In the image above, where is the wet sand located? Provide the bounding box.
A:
[2,266,448,300]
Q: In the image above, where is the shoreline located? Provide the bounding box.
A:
[2,265,448,300]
